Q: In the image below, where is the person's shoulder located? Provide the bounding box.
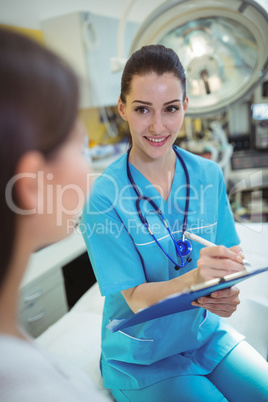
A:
[175,145,221,174]
[175,145,218,167]
[0,334,30,359]
[0,335,46,370]
[86,152,128,208]
[93,152,128,189]
[0,336,109,402]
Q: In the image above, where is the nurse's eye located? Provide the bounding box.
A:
[134,106,149,114]
[165,105,179,113]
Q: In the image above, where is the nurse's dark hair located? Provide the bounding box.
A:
[120,44,186,103]
[0,28,79,290]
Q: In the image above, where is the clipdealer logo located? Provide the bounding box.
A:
[5,170,98,227]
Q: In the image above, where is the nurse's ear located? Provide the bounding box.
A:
[118,97,128,121]
[183,96,189,113]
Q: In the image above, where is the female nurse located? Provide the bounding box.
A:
[81,45,268,401]
[0,28,109,402]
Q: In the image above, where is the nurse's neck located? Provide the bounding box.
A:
[129,147,176,200]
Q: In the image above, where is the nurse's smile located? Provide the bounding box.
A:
[144,135,171,147]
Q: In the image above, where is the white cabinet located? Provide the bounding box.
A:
[19,232,87,338]
[41,12,138,108]
[19,266,68,338]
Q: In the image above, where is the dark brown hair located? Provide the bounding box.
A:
[120,44,186,103]
[0,28,79,288]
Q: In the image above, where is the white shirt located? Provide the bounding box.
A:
[0,334,110,402]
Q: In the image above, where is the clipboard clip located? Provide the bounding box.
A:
[187,269,249,293]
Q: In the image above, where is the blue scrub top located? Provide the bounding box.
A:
[81,146,244,390]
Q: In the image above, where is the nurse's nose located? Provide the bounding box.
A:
[149,111,165,133]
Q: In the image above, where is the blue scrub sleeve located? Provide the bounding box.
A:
[215,165,240,248]
[81,191,146,296]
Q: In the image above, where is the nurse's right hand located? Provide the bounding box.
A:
[196,245,245,283]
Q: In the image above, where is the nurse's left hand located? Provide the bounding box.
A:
[191,286,240,317]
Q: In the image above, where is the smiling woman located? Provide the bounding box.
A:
[81,44,268,401]
[118,72,188,166]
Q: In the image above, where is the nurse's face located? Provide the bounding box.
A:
[118,72,188,161]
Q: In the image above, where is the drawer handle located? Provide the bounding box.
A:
[26,310,46,323]
[24,289,43,302]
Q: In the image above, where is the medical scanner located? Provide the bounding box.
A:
[130,0,268,116]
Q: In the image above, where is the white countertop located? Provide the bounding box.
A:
[229,167,268,187]
[21,231,86,288]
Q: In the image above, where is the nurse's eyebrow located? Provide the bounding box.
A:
[132,100,152,105]
[163,99,181,105]
[132,99,181,105]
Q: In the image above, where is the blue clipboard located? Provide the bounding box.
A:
[107,266,268,332]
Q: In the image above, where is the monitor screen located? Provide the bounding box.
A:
[252,103,268,120]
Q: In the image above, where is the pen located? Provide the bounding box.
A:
[184,231,251,267]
